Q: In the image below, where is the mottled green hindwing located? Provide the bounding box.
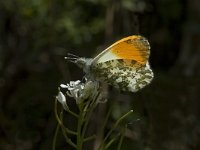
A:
[90,59,153,92]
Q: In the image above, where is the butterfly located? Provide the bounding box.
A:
[65,35,154,92]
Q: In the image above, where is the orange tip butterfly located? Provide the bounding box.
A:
[65,35,154,92]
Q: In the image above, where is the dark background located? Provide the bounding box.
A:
[0,0,200,150]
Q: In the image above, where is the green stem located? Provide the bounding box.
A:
[65,127,77,135]
[61,126,77,149]
[55,100,77,135]
[98,110,133,150]
[100,106,113,135]
[77,92,99,149]
[54,99,77,148]
[117,125,127,150]
[52,123,60,150]
[77,104,84,150]
[66,108,79,118]
[83,135,96,142]
[105,133,120,149]
[81,97,97,142]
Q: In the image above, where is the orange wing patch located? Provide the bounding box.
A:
[111,36,150,65]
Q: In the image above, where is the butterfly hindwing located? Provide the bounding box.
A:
[91,59,153,92]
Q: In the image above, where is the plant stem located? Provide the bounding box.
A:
[54,99,77,148]
[117,125,127,150]
[98,110,133,150]
[81,98,97,141]
[52,123,60,150]
[65,107,79,118]
[105,133,120,149]
[77,104,84,150]
[77,91,100,149]
[83,135,96,142]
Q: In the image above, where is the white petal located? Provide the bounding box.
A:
[68,87,75,90]
[74,80,81,85]
[56,91,66,103]
[60,84,68,88]
[56,91,69,110]
[70,80,81,86]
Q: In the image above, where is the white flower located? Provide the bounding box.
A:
[60,79,99,104]
[56,90,68,110]
[60,80,81,90]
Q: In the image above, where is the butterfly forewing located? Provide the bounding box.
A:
[92,35,150,65]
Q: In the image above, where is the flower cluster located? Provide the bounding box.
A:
[56,79,101,109]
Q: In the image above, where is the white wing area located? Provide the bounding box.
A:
[94,50,118,64]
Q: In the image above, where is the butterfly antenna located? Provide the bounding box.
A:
[67,53,79,58]
[65,53,80,62]
[64,56,78,63]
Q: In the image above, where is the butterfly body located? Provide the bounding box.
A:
[66,35,154,92]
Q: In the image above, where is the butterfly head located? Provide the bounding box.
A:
[65,53,93,73]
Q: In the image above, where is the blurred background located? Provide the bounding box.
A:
[0,0,200,150]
